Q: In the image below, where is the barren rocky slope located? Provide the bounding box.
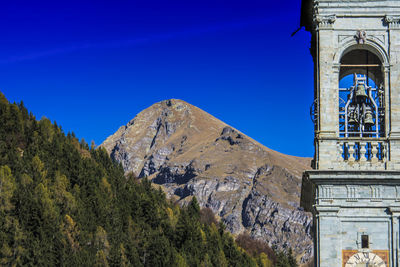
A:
[101,99,313,263]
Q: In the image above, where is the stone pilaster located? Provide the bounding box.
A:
[315,205,341,267]
[316,16,337,138]
[314,15,338,169]
[389,207,400,265]
[386,16,400,170]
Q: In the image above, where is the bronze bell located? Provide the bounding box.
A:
[364,110,374,126]
[348,111,357,124]
[355,84,368,99]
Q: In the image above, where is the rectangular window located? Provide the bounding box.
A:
[361,235,369,248]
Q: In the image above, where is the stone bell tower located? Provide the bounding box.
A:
[300,0,400,266]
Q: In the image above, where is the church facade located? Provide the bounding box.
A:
[300,1,400,266]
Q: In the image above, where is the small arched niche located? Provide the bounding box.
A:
[338,47,385,139]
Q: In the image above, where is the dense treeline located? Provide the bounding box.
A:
[0,92,297,266]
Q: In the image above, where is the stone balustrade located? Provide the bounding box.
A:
[336,139,387,169]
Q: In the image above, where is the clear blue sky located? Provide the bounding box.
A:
[1,0,314,157]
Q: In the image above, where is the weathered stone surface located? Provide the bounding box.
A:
[102,99,313,262]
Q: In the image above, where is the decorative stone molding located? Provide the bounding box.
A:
[320,185,333,201]
[385,15,400,29]
[338,35,355,45]
[369,34,385,46]
[389,206,400,214]
[370,186,382,201]
[314,206,340,216]
[346,186,358,202]
[314,14,336,30]
[355,30,367,44]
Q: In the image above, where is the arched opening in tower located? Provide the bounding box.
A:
[339,49,385,139]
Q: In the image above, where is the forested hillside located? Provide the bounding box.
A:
[0,92,298,266]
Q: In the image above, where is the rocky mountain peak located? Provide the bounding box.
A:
[102,99,227,176]
[101,99,313,263]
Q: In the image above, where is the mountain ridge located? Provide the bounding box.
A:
[101,98,313,263]
[102,99,310,176]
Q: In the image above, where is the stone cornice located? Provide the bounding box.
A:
[306,169,400,175]
[314,0,400,17]
[314,206,340,213]
[305,170,400,184]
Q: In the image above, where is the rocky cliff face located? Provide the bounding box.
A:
[101,99,313,263]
